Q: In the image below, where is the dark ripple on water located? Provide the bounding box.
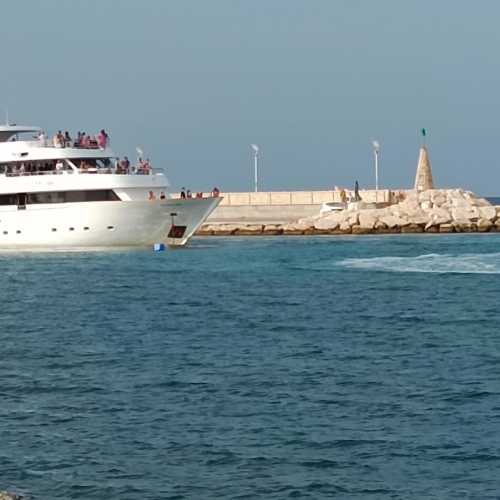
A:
[2,235,500,498]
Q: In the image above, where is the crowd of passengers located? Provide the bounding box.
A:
[2,157,152,176]
[179,187,220,198]
[76,157,151,174]
[2,161,68,176]
[38,129,110,149]
[114,156,151,174]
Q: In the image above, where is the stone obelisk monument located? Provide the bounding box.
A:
[414,128,434,191]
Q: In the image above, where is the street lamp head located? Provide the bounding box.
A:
[372,140,380,152]
[251,144,259,153]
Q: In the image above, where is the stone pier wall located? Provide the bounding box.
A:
[202,189,393,224]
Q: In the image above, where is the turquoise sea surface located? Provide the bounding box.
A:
[1,234,500,499]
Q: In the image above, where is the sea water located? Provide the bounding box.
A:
[1,234,500,499]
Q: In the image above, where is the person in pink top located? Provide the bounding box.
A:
[80,133,90,148]
[97,129,108,149]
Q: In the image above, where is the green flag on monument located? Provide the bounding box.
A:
[421,128,426,137]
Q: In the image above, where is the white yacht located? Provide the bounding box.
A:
[0,124,221,248]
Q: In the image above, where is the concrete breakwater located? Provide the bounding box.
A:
[204,189,392,224]
[197,189,500,236]
[201,189,392,229]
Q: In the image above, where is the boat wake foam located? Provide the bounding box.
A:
[337,252,500,274]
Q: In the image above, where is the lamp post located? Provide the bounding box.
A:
[372,140,380,202]
[251,144,259,192]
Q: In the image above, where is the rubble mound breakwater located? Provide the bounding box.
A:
[198,189,500,236]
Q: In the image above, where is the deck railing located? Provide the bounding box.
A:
[11,139,109,150]
[3,167,162,177]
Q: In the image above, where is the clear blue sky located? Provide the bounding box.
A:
[2,1,500,194]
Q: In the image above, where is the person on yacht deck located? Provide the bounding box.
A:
[81,133,90,148]
[137,157,145,174]
[64,131,71,147]
[97,129,108,149]
[38,131,46,146]
[54,130,64,148]
[123,156,130,173]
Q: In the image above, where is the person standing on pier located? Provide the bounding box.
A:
[354,180,361,201]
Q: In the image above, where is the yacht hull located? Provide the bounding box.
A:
[0,197,221,248]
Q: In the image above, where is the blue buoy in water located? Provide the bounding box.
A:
[154,243,166,252]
